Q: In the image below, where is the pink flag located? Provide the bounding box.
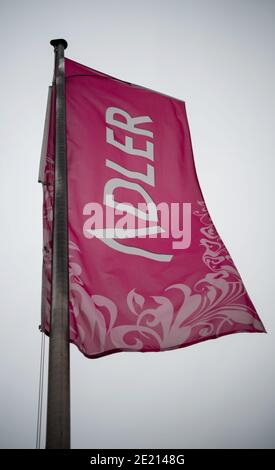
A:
[41,58,265,358]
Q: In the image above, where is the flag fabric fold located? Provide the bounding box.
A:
[40,58,265,358]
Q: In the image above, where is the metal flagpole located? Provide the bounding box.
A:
[46,38,70,449]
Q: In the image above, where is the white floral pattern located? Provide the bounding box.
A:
[66,201,264,356]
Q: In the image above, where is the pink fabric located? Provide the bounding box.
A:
[41,58,265,358]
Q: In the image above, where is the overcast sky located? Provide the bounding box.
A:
[0,0,274,449]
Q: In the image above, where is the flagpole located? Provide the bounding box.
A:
[46,38,70,449]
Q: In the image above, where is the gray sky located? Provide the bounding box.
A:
[0,0,274,449]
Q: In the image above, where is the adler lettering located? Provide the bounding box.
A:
[101,106,172,262]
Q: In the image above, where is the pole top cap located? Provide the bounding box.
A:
[50,39,68,50]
